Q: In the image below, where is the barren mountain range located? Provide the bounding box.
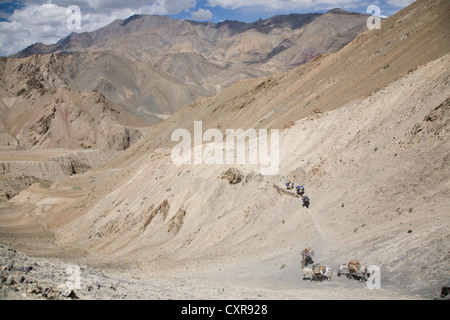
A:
[0,0,449,300]
[6,10,368,121]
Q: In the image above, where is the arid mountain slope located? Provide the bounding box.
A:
[0,51,202,151]
[1,0,449,299]
[0,10,370,151]
[12,10,369,106]
[8,52,448,298]
[147,0,449,136]
[0,52,203,120]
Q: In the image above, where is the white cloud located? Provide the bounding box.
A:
[206,0,416,11]
[205,0,362,10]
[0,3,70,55]
[11,0,196,14]
[190,8,213,20]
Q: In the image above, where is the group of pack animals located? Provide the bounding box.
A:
[301,247,369,282]
[285,182,368,282]
[285,182,310,208]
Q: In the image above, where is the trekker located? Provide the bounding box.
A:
[302,196,310,208]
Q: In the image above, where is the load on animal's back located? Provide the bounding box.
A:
[338,259,368,282]
[302,264,333,282]
[348,260,360,273]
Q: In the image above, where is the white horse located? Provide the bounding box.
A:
[303,265,333,282]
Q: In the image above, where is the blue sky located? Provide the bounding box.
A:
[0,0,415,56]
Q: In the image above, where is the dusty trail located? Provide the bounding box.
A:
[1,0,449,300]
[0,180,420,300]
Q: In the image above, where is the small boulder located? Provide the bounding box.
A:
[61,288,79,299]
[219,168,244,184]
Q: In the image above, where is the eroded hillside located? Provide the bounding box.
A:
[0,0,449,299]
[10,10,369,118]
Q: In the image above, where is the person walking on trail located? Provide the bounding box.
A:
[296,185,304,196]
[302,196,310,208]
[286,181,294,190]
[301,247,314,268]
